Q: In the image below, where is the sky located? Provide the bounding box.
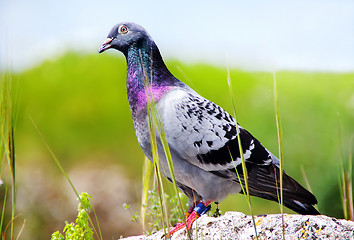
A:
[0,0,353,72]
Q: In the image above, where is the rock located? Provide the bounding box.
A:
[120,212,354,240]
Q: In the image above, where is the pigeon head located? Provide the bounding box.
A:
[98,22,152,55]
[98,22,182,110]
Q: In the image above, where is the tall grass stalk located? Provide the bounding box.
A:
[2,215,18,240]
[300,165,313,193]
[30,118,79,197]
[347,137,353,220]
[139,49,189,239]
[141,157,153,232]
[0,184,8,235]
[176,66,198,92]
[0,73,17,240]
[338,113,353,220]
[226,65,258,239]
[15,220,25,240]
[151,106,190,238]
[300,165,320,213]
[138,49,169,237]
[273,72,285,239]
[30,118,103,240]
[146,100,171,237]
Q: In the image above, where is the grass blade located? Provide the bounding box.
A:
[337,113,348,219]
[338,113,353,221]
[147,107,169,236]
[30,118,103,240]
[0,182,8,235]
[141,156,153,233]
[347,136,353,220]
[0,72,17,240]
[30,117,79,198]
[300,165,313,193]
[15,219,26,240]
[273,72,285,239]
[151,107,190,238]
[139,48,190,239]
[138,49,170,236]
[226,65,258,239]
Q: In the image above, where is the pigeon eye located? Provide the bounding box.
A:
[118,25,129,34]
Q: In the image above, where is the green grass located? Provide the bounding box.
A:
[272,72,285,239]
[0,72,18,239]
[226,65,258,239]
[1,52,353,238]
[338,115,354,221]
[140,157,154,232]
[141,50,189,238]
[134,188,185,235]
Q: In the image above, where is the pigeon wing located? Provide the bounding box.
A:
[157,88,319,215]
[157,88,273,172]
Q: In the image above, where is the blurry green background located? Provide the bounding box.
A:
[3,52,353,239]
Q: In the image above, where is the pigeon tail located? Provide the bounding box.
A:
[282,199,320,215]
[238,163,320,215]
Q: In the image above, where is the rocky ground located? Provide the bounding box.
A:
[121,211,354,240]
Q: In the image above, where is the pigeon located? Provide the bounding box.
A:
[98,22,320,234]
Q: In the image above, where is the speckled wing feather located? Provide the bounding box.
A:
[157,87,274,172]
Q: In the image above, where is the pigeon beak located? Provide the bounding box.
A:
[98,38,113,53]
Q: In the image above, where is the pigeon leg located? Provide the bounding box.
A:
[169,201,211,236]
[184,200,200,219]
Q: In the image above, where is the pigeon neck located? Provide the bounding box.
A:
[126,42,172,84]
[125,42,175,116]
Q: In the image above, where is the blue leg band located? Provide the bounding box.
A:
[194,202,211,216]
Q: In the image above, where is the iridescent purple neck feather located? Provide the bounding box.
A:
[125,39,182,118]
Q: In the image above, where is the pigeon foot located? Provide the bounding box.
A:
[167,201,211,237]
